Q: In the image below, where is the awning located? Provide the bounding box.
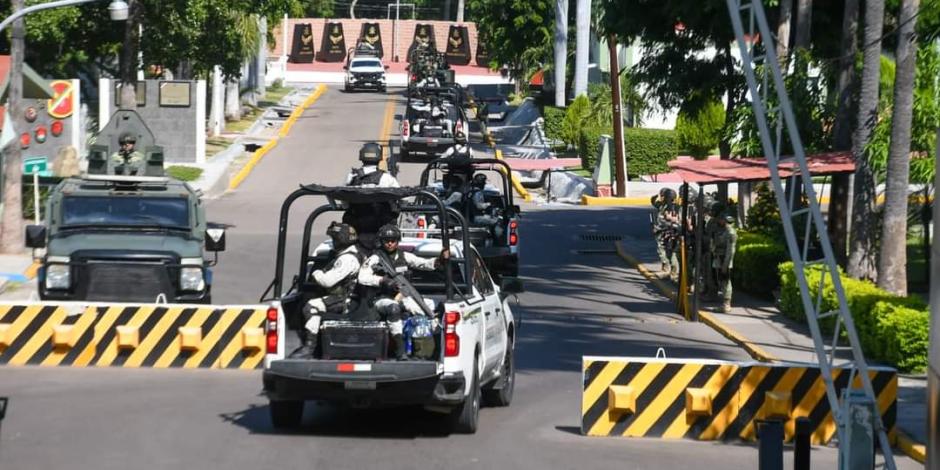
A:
[666,152,855,184]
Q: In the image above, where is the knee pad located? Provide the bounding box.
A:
[304,315,322,335]
[388,319,404,335]
[304,298,328,316]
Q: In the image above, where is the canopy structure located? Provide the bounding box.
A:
[666,152,855,184]
[298,184,423,203]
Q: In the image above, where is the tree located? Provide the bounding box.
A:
[827,0,859,267]
[777,0,793,66]
[878,0,919,295]
[676,99,725,159]
[303,0,335,17]
[847,0,885,280]
[465,0,554,85]
[1,0,26,253]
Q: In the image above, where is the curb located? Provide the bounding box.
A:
[896,430,927,463]
[613,240,777,362]
[494,149,532,202]
[24,260,40,280]
[229,84,327,191]
[582,195,655,206]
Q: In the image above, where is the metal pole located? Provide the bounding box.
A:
[929,126,940,470]
[573,0,590,96]
[757,420,784,470]
[0,0,103,34]
[32,172,39,224]
[693,186,704,322]
[793,417,812,470]
[393,0,401,62]
[608,35,626,197]
[553,0,568,106]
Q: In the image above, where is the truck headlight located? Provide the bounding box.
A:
[45,264,71,290]
[180,267,205,291]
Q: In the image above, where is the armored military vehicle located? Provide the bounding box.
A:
[24,110,226,303]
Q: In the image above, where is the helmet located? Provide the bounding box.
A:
[119,133,136,145]
[723,215,736,224]
[359,142,382,164]
[454,131,467,144]
[326,222,357,248]
[661,188,677,203]
[471,173,487,189]
[377,224,402,243]
[685,187,698,202]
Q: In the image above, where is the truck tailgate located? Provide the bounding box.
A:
[268,359,439,382]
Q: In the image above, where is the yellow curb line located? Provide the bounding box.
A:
[377,95,396,171]
[582,195,655,206]
[896,430,926,463]
[494,148,532,202]
[24,260,40,279]
[613,240,778,363]
[229,84,327,191]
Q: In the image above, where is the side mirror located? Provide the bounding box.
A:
[25,225,46,248]
[205,226,226,252]
[499,277,524,294]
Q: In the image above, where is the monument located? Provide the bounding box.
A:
[444,25,471,66]
[358,22,384,58]
[319,22,347,62]
[289,23,315,63]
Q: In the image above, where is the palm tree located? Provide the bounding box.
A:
[224,9,262,122]
[776,0,793,68]
[847,0,885,280]
[877,0,920,295]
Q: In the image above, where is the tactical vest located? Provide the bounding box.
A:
[323,249,365,299]
[349,168,385,186]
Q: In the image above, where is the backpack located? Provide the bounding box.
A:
[349,167,385,186]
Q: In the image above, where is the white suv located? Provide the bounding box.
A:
[344,56,387,92]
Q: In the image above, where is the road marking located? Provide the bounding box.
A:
[378,95,396,168]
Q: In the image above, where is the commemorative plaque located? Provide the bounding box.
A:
[289,23,316,63]
[319,22,347,62]
[407,23,437,62]
[444,25,471,66]
[476,37,491,67]
[358,23,384,58]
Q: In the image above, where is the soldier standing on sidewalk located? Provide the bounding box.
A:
[700,201,724,301]
[654,188,680,281]
[712,214,738,313]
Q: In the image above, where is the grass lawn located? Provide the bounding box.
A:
[206,136,234,158]
[225,106,263,133]
[258,84,292,108]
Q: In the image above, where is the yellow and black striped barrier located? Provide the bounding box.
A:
[581,357,897,444]
[0,303,270,369]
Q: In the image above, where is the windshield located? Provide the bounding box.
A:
[353,59,382,68]
[61,196,190,228]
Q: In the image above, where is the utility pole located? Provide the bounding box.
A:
[929,127,940,470]
[608,35,626,197]
[456,0,465,22]
[393,0,401,62]
[119,0,139,109]
[553,0,567,106]
[573,0,590,96]
[1,0,26,253]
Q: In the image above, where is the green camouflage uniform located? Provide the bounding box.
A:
[711,222,737,311]
[700,216,721,298]
[655,203,680,276]
[110,150,145,176]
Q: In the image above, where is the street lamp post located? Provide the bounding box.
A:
[0,0,128,33]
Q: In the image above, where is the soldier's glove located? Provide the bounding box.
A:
[380,277,400,295]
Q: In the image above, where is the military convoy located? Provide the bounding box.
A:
[25,110,226,303]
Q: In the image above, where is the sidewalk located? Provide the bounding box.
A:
[613,233,928,462]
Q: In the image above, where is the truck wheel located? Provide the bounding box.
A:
[449,356,480,434]
[269,400,303,429]
[483,344,514,407]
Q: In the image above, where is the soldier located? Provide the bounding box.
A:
[346,142,400,188]
[700,201,724,301]
[654,188,680,281]
[712,214,738,313]
[111,133,145,176]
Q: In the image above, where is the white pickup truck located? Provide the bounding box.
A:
[260,185,520,434]
[344,56,388,92]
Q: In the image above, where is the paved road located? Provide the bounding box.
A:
[0,87,919,469]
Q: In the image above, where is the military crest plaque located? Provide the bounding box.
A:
[319,22,347,62]
[476,36,491,67]
[407,23,438,62]
[289,23,316,63]
[444,25,471,66]
[358,23,384,58]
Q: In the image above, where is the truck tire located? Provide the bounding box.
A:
[449,356,480,434]
[483,344,514,407]
[269,400,303,429]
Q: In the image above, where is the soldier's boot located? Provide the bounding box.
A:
[720,301,732,313]
[391,334,408,361]
[290,335,317,359]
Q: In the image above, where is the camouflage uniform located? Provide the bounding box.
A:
[711,216,738,313]
[110,150,145,176]
[654,197,680,280]
[700,204,723,300]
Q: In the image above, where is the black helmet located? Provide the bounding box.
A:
[377,224,401,243]
[359,142,382,164]
[661,188,677,203]
[471,173,487,189]
[326,222,358,248]
[119,133,136,144]
[454,131,467,144]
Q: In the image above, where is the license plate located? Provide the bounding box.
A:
[344,381,377,390]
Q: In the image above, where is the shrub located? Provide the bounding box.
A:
[166,165,204,182]
[777,261,929,372]
[624,128,677,177]
[560,95,592,148]
[578,124,607,170]
[543,106,565,141]
[873,302,930,372]
[732,232,788,296]
[746,183,782,237]
[675,100,725,159]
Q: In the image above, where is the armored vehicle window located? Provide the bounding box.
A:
[62,196,190,228]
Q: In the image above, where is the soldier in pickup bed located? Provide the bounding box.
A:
[291,222,363,358]
[358,224,449,359]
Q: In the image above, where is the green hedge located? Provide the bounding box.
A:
[777,261,929,372]
[732,232,788,297]
[543,106,565,141]
[624,128,676,178]
[578,125,606,170]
